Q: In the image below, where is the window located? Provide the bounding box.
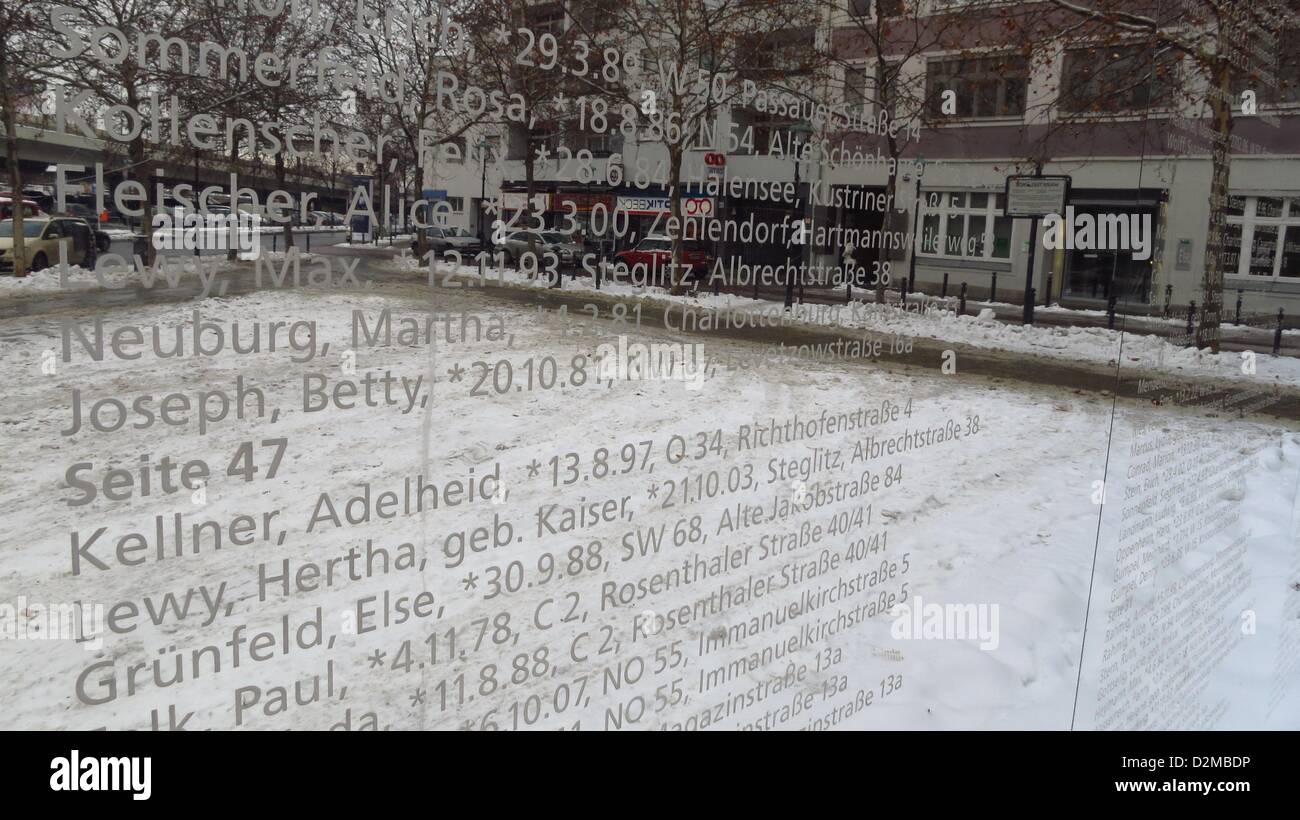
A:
[849,0,903,15]
[527,3,566,35]
[919,190,1012,260]
[1226,195,1300,280]
[844,64,868,110]
[1060,44,1177,112]
[873,61,913,120]
[738,28,817,78]
[927,54,1028,118]
[729,108,807,155]
[577,132,622,157]
[1231,27,1300,106]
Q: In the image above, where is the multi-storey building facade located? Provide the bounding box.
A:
[427,0,1299,317]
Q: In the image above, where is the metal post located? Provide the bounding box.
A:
[193,150,200,259]
[959,282,968,315]
[1164,285,1173,318]
[784,143,801,310]
[941,272,949,299]
[1187,301,1196,338]
[1236,289,1243,324]
[1022,216,1038,324]
[479,146,488,248]
[1044,272,1053,307]
[907,162,923,292]
[1274,308,1284,356]
[990,271,997,304]
[1107,295,1117,330]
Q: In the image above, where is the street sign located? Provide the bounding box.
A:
[1004,175,1071,218]
[682,197,714,217]
[501,192,549,212]
[617,195,670,215]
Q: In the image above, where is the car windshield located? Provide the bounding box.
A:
[447,227,469,237]
[0,220,46,238]
[637,239,671,251]
[542,232,570,244]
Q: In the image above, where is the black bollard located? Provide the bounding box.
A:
[1236,289,1243,324]
[941,272,949,299]
[1107,295,1117,330]
[1275,308,1285,356]
[990,272,997,303]
[959,282,968,315]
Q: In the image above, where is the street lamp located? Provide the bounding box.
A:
[906,154,925,292]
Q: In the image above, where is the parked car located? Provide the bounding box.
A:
[0,216,98,272]
[614,235,713,281]
[0,193,43,221]
[310,210,344,227]
[64,202,98,221]
[410,225,483,257]
[51,210,112,253]
[494,229,581,267]
[540,231,583,267]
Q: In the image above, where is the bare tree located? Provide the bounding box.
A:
[1034,0,1300,351]
[579,0,829,294]
[46,1,201,265]
[1,5,60,276]
[826,0,979,301]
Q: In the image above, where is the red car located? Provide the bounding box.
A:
[0,194,43,221]
[614,235,713,282]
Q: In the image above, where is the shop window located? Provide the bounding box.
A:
[919,189,1012,260]
[1229,195,1300,279]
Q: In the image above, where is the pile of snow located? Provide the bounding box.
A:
[384,257,1300,388]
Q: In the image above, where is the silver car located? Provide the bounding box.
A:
[495,230,581,268]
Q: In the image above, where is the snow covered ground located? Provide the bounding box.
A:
[386,256,1300,389]
[0,282,1295,730]
[0,257,241,293]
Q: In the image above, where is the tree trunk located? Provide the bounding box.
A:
[1196,58,1232,353]
[877,138,901,304]
[1,80,27,277]
[276,150,294,249]
[129,136,154,267]
[524,133,540,280]
[668,144,687,295]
